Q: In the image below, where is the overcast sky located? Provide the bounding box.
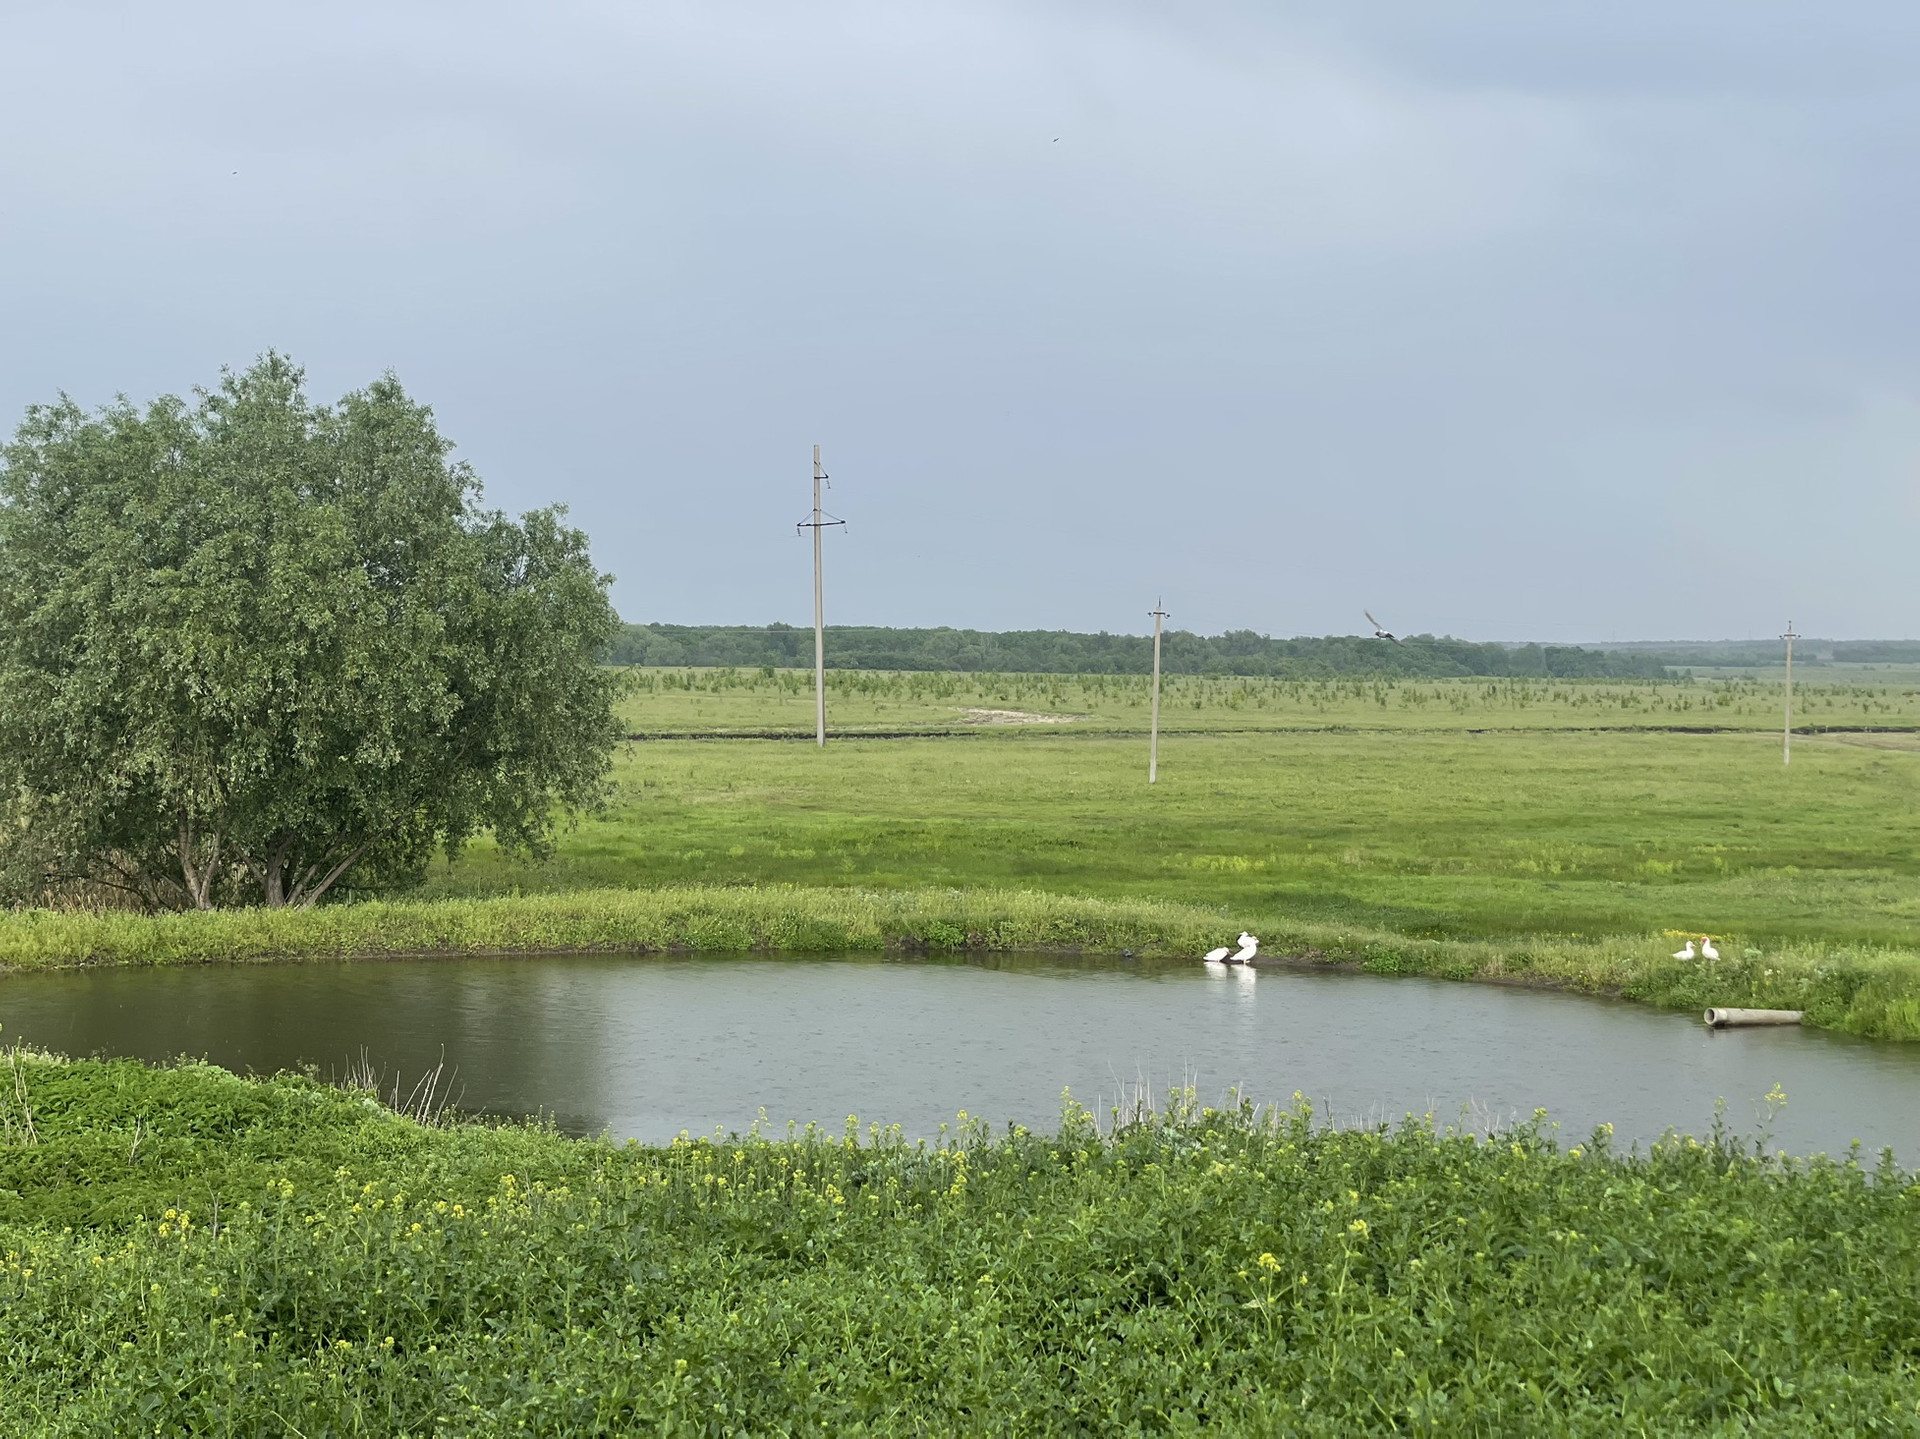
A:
[3,2,1914,641]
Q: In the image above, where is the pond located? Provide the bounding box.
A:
[4,953,1918,1162]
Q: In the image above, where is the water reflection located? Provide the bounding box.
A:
[3,953,1916,1162]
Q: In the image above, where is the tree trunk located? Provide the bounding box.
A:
[289,840,373,910]
[236,830,379,910]
[258,833,296,908]
[175,814,221,910]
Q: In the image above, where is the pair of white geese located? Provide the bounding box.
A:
[1207,932,1719,965]
[1203,932,1259,966]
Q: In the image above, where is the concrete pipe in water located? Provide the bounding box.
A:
[1705,1007,1803,1029]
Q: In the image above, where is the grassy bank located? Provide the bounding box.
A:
[431,727,1920,953]
[4,884,1918,1040]
[0,886,1222,970]
[3,1054,1916,1432]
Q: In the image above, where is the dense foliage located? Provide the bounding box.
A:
[1606,639,1920,669]
[2,1055,1916,1433]
[0,356,623,911]
[609,623,1674,679]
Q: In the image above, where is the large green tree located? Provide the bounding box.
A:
[0,355,623,910]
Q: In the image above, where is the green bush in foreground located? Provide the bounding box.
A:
[4,883,1919,1041]
[2,1056,1918,1433]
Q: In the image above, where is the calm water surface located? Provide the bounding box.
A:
[4,954,1917,1162]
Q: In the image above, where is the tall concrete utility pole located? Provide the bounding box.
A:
[795,445,844,748]
[812,446,825,747]
[1781,619,1798,766]
[1148,599,1169,783]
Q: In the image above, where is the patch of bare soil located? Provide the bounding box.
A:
[958,708,1084,726]
[1812,733,1920,752]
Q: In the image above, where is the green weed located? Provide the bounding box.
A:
[2,1058,1916,1432]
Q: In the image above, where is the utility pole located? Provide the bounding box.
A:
[1148,599,1169,783]
[795,445,844,748]
[1781,619,1798,766]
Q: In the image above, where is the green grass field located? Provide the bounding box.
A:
[434,724,1919,952]
[4,669,1916,1036]
[428,670,1920,962]
[4,1052,1916,1433]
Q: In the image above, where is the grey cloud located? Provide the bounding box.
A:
[1,0,1913,641]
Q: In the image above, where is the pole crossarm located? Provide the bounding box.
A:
[796,455,847,533]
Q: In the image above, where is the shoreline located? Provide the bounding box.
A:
[2,884,1915,1042]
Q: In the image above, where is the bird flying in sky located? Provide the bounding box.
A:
[1365,611,1400,644]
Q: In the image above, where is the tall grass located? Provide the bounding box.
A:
[3,1057,1916,1432]
[0,886,1226,969]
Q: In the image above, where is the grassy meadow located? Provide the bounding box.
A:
[374,668,1919,1036]
[3,667,1917,1037]
[4,670,1918,1430]
[4,1052,1917,1433]
[440,711,1919,952]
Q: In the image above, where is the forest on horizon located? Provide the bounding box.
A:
[608,625,1920,679]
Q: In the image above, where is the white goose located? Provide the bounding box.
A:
[1672,940,1696,961]
[1203,945,1232,966]
[1229,932,1259,965]
[1699,937,1720,962]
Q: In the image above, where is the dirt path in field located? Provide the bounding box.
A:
[958,708,1084,725]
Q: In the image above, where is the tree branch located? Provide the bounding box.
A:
[290,839,374,911]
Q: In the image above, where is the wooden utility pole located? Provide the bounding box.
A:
[1148,599,1169,783]
[1781,619,1798,766]
[795,445,844,748]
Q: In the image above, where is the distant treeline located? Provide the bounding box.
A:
[1600,639,1920,668]
[608,624,1674,679]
